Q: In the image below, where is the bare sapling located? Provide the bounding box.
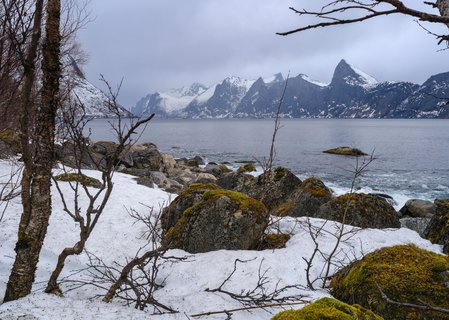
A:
[45,77,154,294]
[302,152,376,290]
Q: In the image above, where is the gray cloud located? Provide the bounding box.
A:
[77,0,449,108]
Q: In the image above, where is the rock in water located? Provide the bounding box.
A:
[163,189,268,253]
[323,146,367,156]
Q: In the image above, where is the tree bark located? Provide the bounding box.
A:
[437,0,449,28]
[3,0,61,302]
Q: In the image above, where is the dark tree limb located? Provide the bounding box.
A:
[376,283,449,315]
[277,0,449,45]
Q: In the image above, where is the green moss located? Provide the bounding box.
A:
[238,163,256,173]
[271,297,384,320]
[190,189,267,216]
[331,244,449,320]
[323,146,367,156]
[300,177,329,197]
[180,183,219,197]
[54,172,102,188]
[274,167,286,181]
[259,233,291,250]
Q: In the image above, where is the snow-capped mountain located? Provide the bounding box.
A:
[131,83,207,118]
[133,60,449,119]
[66,58,132,118]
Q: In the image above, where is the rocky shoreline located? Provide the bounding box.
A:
[0,131,447,254]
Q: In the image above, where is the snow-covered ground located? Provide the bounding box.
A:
[0,160,443,320]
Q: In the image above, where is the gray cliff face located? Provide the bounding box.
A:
[133,60,449,119]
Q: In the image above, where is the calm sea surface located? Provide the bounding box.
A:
[85,119,449,207]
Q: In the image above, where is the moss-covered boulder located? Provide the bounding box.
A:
[323,146,367,156]
[161,183,219,232]
[423,199,449,254]
[255,167,302,212]
[273,177,332,217]
[163,189,269,253]
[331,244,449,320]
[271,297,384,320]
[316,193,400,228]
[54,172,102,188]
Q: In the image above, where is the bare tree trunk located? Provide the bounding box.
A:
[437,0,449,28]
[4,0,61,302]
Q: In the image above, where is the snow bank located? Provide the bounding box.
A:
[0,160,443,320]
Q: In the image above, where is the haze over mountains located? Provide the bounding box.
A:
[131,59,449,119]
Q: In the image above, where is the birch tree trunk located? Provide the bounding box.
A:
[437,0,449,27]
[3,0,61,302]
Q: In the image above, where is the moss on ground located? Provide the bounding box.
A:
[54,172,102,188]
[271,297,384,320]
[331,244,449,320]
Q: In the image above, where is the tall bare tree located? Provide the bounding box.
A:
[278,0,449,45]
[4,0,62,302]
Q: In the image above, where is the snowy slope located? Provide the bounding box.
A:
[0,160,443,320]
[66,58,132,118]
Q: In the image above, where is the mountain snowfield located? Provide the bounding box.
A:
[0,160,443,320]
[64,58,132,118]
[132,59,449,119]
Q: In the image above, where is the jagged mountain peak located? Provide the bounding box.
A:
[332,59,378,89]
[264,72,284,84]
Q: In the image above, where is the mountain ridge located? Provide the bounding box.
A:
[131,59,449,119]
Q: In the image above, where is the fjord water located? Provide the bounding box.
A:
[86,119,449,208]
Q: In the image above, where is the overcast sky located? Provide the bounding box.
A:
[77,0,449,108]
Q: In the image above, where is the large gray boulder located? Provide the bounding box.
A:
[317,193,401,228]
[255,167,302,212]
[423,198,449,254]
[161,183,220,232]
[272,177,332,217]
[162,189,268,253]
[399,199,436,218]
[216,171,257,196]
